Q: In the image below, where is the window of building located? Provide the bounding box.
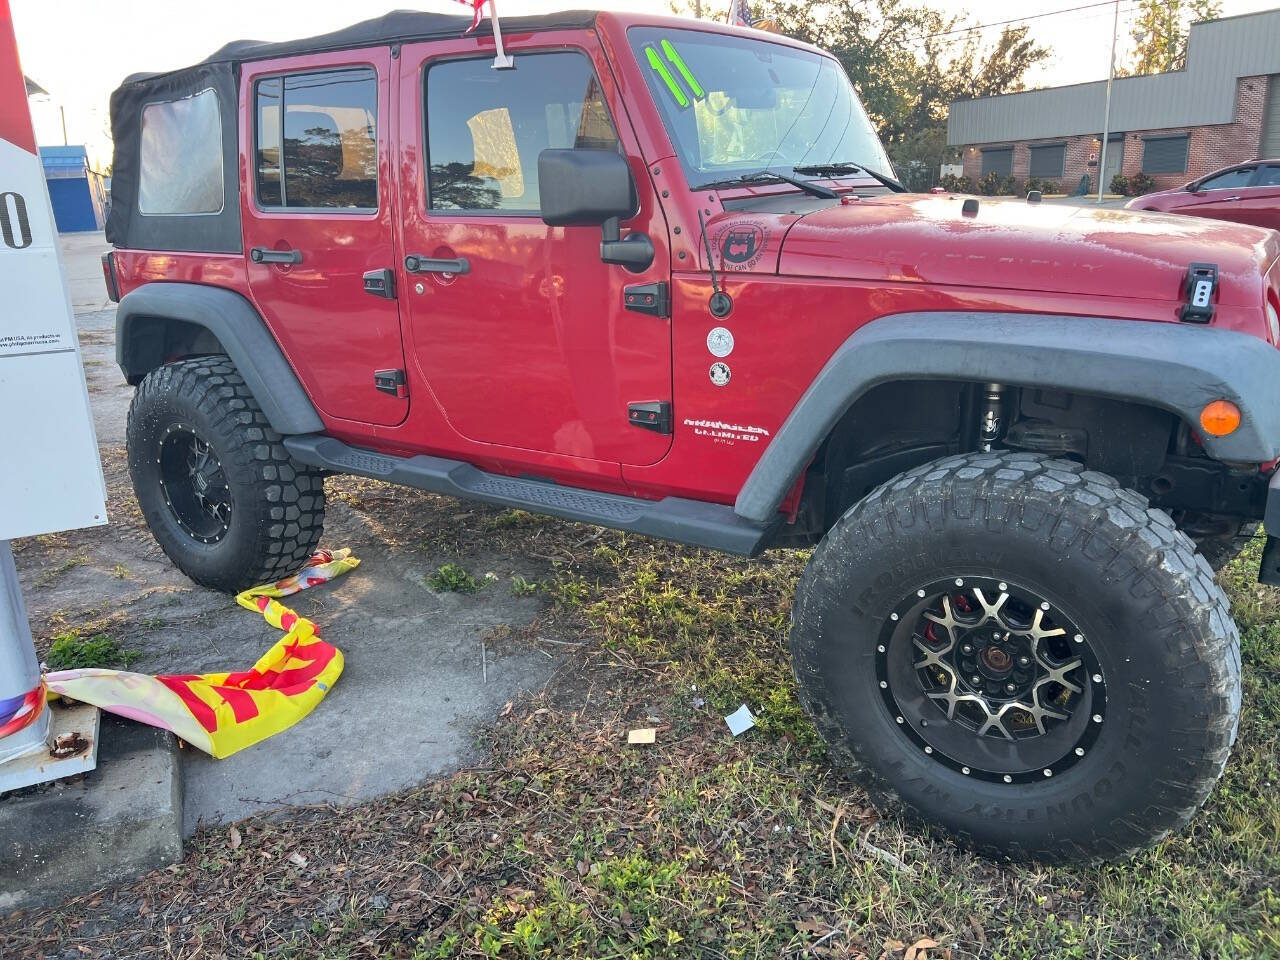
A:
[1141,134,1189,175]
[1028,143,1065,179]
[1198,165,1256,190]
[254,68,378,210]
[425,52,620,213]
[138,88,223,215]
[980,147,1012,177]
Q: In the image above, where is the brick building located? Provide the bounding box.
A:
[946,10,1280,192]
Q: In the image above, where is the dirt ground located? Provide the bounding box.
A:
[10,234,572,832]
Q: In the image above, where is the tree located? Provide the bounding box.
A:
[664,0,1048,188]
[1122,0,1222,76]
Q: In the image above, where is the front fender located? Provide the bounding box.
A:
[115,282,323,436]
[735,311,1280,523]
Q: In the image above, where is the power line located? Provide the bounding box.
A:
[916,0,1134,42]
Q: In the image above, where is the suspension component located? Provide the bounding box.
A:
[979,382,1006,452]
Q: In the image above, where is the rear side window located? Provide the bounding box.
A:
[138,88,223,215]
[1198,166,1255,190]
[425,52,619,213]
[1256,165,1280,186]
[255,68,378,210]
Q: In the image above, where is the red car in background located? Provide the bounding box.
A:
[1126,159,1280,229]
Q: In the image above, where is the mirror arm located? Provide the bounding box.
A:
[602,216,621,244]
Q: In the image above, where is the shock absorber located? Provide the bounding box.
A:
[979,383,1006,452]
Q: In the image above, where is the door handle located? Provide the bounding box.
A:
[250,247,303,264]
[404,255,470,275]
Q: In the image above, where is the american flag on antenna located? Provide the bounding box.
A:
[725,0,752,27]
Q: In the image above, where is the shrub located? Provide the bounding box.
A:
[977,172,1020,196]
[1130,172,1156,196]
[1025,177,1060,196]
[1110,173,1130,196]
[937,173,973,193]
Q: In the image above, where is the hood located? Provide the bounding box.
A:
[773,194,1280,308]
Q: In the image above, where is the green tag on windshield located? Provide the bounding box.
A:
[661,39,705,99]
[646,45,689,108]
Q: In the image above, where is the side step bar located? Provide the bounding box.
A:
[283,435,779,557]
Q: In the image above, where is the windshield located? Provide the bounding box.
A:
[628,26,892,185]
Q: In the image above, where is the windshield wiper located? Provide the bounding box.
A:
[693,170,837,200]
[792,162,906,193]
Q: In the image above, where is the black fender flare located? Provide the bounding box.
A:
[115,282,324,435]
[735,311,1280,523]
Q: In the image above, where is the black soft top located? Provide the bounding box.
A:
[126,9,599,82]
[108,9,599,253]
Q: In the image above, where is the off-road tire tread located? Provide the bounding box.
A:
[791,451,1241,862]
[127,357,325,592]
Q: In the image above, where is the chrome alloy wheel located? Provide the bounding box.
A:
[875,576,1106,784]
[157,423,232,544]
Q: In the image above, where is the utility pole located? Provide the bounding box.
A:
[1097,0,1120,203]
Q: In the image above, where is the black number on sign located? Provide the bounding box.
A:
[0,192,33,249]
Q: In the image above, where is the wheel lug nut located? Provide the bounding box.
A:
[971,675,981,685]
[1018,656,1030,666]
[1005,683,1016,693]
[961,644,973,654]
[1074,747,1085,756]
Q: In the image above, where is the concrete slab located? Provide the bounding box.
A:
[0,702,99,794]
[0,714,183,914]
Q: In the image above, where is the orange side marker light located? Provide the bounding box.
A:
[1200,400,1242,437]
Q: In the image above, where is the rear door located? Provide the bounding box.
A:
[1228,163,1280,231]
[241,48,408,428]
[395,34,673,466]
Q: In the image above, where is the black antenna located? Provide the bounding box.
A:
[697,209,733,319]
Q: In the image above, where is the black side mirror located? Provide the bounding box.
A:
[538,149,654,273]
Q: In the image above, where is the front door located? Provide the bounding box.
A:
[397,37,673,466]
[241,49,408,428]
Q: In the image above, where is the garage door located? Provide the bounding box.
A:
[1262,75,1280,158]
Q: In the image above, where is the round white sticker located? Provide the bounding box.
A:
[709,362,731,387]
[706,326,735,358]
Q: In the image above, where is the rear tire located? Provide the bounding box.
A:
[790,451,1240,862]
[126,357,325,593]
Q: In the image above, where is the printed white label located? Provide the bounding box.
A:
[706,326,734,358]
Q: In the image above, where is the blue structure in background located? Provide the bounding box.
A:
[39,146,108,233]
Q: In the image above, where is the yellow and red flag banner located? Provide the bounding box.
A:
[44,550,358,758]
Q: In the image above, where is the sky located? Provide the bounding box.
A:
[12,0,1280,170]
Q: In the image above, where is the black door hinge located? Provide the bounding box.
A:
[363,268,396,299]
[623,282,670,318]
[374,368,408,398]
[1180,262,1218,323]
[628,401,672,434]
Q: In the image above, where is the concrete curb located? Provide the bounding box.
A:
[0,714,184,914]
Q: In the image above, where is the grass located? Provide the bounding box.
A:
[44,631,139,670]
[428,562,481,594]
[4,517,1278,959]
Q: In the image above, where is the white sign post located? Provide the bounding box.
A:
[0,0,108,789]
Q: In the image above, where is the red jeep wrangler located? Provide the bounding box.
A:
[105,10,1280,861]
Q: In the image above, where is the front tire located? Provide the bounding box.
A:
[791,452,1241,862]
[126,357,325,593]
